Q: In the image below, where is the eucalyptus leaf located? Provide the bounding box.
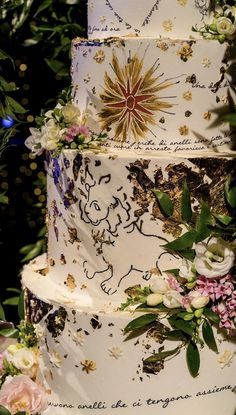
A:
[152,189,174,217]
[186,341,200,377]
[124,314,157,333]
[202,320,218,353]
[0,406,11,415]
[144,346,180,363]
[181,181,192,222]
[163,230,196,252]
[204,308,220,325]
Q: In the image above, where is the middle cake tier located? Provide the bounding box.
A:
[72,37,235,153]
[41,149,236,308]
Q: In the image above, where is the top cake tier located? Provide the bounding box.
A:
[87,0,211,39]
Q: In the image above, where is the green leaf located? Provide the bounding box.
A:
[6,287,21,294]
[180,249,195,261]
[195,201,212,243]
[187,341,200,377]
[225,175,236,208]
[204,308,220,325]
[0,303,6,320]
[202,320,218,353]
[165,330,187,340]
[0,192,8,204]
[0,76,17,92]
[124,314,157,333]
[169,317,195,337]
[21,241,43,263]
[0,328,19,338]
[3,297,19,306]
[214,213,233,226]
[0,49,14,66]
[45,58,68,77]
[163,230,196,252]
[144,346,180,363]
[0,406,11,415]
[181,181,192,222]
[223,113,236,126]
[19,243,35,254]
[5,96,26,114]
[34,0,51,17]
[18,291,25,321]
[152,189,174,217]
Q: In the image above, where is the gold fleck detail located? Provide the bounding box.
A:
[203,111,212,121]
[177,0,187,5]
[156,40,169,51]
[60,254,66,265]
[93,50,105,63]
[162,20,173,32]
[81,359,97,374]
[66,274,77,291]
[183,91,192,101]
[179,125,189,135]
[177,42,193,62]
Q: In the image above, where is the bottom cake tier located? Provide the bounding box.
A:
[22,256,236,415]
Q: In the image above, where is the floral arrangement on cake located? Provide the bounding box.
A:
[25,90,107,158]
[121,175,236,377]
[193,0,236,42]
[0,318,47,415]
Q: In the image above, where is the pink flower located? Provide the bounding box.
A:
[196,274,235,302]
[64,124,91,143]
[78,125,91,138]
[0,374,48,414]
[166,275,183,292]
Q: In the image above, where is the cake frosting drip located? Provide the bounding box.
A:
[87,0,211,39]
[72,37,235,152]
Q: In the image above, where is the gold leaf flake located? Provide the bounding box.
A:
[183,91,192,101]
[66,274,77,290]
[162,20,173,32]
[93,50,105,63]
[81,359,97,373]
[179,125,189,135]
[203,111,212,121]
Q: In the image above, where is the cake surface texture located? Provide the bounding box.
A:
[22,1,236,414]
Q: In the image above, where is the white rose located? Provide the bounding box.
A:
[194,237,235,279]
[179,259,195,281]
[216,16,236,37]
[189,291,209,309]
[149,275,170,294]
[163,290,183,309]
[40,119,61,151]
[146,293,163,307]
[12,348,37,375]
[62,103,81,124]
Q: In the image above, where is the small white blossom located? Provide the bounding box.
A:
[218,350,234,368]
[49,350,62,368]
[108,347,124,359]
[163,290,183,309]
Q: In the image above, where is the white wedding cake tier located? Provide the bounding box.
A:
[22,1,236,414]
[87,0,211,39]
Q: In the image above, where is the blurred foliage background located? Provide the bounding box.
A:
[0,0,86,321]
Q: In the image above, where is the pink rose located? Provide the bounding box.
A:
[0,374,48,414]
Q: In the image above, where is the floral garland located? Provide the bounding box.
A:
[25,90,107,158]
[193,0,236,42]
[0,320,48,415]
[121,176,236,377]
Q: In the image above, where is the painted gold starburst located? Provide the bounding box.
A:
[99,52,176,142]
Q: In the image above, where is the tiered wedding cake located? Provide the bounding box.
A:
[22,1,236,414]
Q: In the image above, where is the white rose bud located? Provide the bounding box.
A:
[179,259,195,281]
[163,290,183,309]
[149,275,170,294]
[190,292,209,309]
[146,293,163,307]
[194,237,235,279]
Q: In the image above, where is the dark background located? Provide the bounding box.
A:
[0,0,87,321]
